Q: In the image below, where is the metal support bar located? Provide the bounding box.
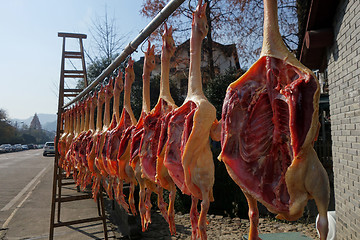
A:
[62,0,186,109]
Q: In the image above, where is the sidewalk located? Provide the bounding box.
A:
[1,164,120,240]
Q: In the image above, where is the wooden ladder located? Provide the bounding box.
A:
[58,32,88,98]
[50,32,108,240]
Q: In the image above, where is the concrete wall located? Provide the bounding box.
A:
[326,0,360,239]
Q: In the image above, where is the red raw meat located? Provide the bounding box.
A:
[161,2,218,239]
[140,99,172,182]
[130,41,157,231]
[219,0,330,239]
[221,56,318,213]
[139,25,178,234]
[163,101,196,195]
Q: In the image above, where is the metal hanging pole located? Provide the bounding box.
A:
[62,0,186,109]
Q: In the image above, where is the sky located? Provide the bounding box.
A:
[0,0,151,119]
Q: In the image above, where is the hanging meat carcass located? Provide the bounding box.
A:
[105,58,137,215]
[64,103,81,177]
[66,101,87,182]
[95,79,114,178]
[104,71,128,179]
[139,24,179,230]
[71,99,91,187]
[78,95,98,189]
[161,1,218,239]
[218,0,330,239]
[115,57,138,215]
[58,109,70,168]
[104,69,132,212]
[92,79,117,199]
[129,41,156,231]
[62,107,75,175]
[86,87,106,198]
[153,24,180,235]
[102,71,124,197]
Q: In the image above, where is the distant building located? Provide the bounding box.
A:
[29,113,42,130]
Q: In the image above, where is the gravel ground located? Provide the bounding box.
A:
[111,209,319,240]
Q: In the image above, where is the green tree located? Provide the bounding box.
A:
[0,109,18,144]
[21,133,36,144]
[0,109,6,121]
[0,121,17,144]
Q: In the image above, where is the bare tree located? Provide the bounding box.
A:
[87,7,128,64]
[77,7,128,88]
[141,0,298,69]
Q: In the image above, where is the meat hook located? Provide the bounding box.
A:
[188,0,195,13]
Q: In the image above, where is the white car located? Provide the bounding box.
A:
[43,142,55,156]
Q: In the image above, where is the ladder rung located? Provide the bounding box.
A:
[64,70,85,74]
[58,174,73,180]
[55,194,92,203]
[60,182,75,186]
[64,55,83,59]
[64,89,83,93]
[64,51,83,59]
[64,51,82,55]
[64,74,85,78]
[64,94,79,97]
[58,32,87,39]
[53,216,103,228]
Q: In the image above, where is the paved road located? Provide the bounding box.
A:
[0,149,52,226]
[0,150,115,239]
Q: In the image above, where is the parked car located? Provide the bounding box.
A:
[1,144,12,152]
[28,144,35,149]
[22,145,29,150]
[43,142,55,156]
[0,144,9,153]
[14,144,23,151]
